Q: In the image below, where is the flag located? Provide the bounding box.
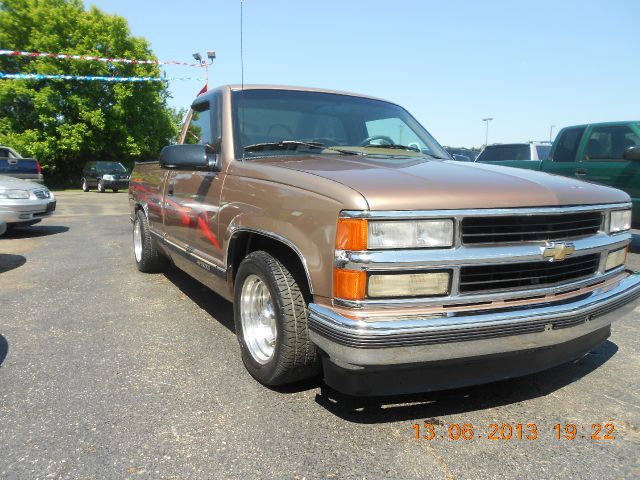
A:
[197,83,207,96]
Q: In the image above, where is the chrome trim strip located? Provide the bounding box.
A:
[334,267,625,308]
[336,233,630,270]
[152,231,226,277]
[340,203,631,219]
[309,272,640,352]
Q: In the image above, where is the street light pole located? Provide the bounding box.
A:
[482,118,493,146]
[549,125,556,142]
[192,51,216,90]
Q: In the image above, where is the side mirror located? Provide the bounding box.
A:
[160,143,220,171]
[622,146,640,161]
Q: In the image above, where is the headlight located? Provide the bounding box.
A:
[0,189,30,199]
[368,271,451,298]
[610,209,631,233]
[102,174,114,180]
[336,217,455,250]
[368,220,454,249]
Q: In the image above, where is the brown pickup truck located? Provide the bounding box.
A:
[129,85,640,396]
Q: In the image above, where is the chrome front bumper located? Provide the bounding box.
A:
[309,272,640,370]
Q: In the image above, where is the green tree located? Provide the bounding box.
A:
[0,0,181,185]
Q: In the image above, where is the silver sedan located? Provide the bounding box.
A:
[0,175,56,234]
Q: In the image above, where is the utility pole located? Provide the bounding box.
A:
[482,118,493,146]
[549,125,556,142]
[192,51,216,89]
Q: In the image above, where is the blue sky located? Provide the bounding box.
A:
[85,0,640,148]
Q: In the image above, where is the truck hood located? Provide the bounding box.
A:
[252,155,629,210]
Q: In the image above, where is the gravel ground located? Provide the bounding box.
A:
[1,191,639,479]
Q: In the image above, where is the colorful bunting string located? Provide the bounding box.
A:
[0,72,204,82]
[0,49,204,67]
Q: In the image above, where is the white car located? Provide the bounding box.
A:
[0,175,56,234]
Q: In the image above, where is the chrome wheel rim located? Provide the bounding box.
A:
[82,180,87,190]
[133,219,143,263]
[240,274,277,364]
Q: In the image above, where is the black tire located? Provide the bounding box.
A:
[113,188,119,193]
[133,209,170,273]
[234,250,319,386]
[81,178,89,192]
[97,180,105,193]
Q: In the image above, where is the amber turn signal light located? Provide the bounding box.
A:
[336,218,367,250]
[334,269,366,301]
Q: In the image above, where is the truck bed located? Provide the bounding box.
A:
[0,157,44,183]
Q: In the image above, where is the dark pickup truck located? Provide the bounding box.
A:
[0,146,44,183]
[477,122,640,224]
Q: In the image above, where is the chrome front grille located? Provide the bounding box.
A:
[459,254,600,294]
[461,211,602,244]
[33,189,50,199]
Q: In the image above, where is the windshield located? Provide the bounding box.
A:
[231,89,448,160]
[97,162,128,173]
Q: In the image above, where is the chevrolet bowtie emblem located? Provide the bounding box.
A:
[542,242,575,261]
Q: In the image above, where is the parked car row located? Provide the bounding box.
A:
[444,147,478,162]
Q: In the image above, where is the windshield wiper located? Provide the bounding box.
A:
[243,140,359,156]
[363,144,448,159]
[363,144,422,152]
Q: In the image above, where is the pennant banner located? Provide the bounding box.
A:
[0,49,204,67]
[0,72,204,82]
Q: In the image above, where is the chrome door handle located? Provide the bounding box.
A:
[574,168,588,176]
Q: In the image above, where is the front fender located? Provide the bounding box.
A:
[219,176,345,299]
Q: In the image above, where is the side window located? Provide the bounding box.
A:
[584,125,640,161]
[183,93,221,146]
[552,128,585,162]
[185,107,212,145]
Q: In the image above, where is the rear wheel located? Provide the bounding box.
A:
[97,180,105,193]
[113,188,119,193]
[81,178,89,192]
[234,251,319,386]
[133,209,169,273]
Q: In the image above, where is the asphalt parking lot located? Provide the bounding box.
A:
[1,191,639,479]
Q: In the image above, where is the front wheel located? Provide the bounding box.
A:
[113,188,119,193]
[234,251,319,386]
[133,209,169,273]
